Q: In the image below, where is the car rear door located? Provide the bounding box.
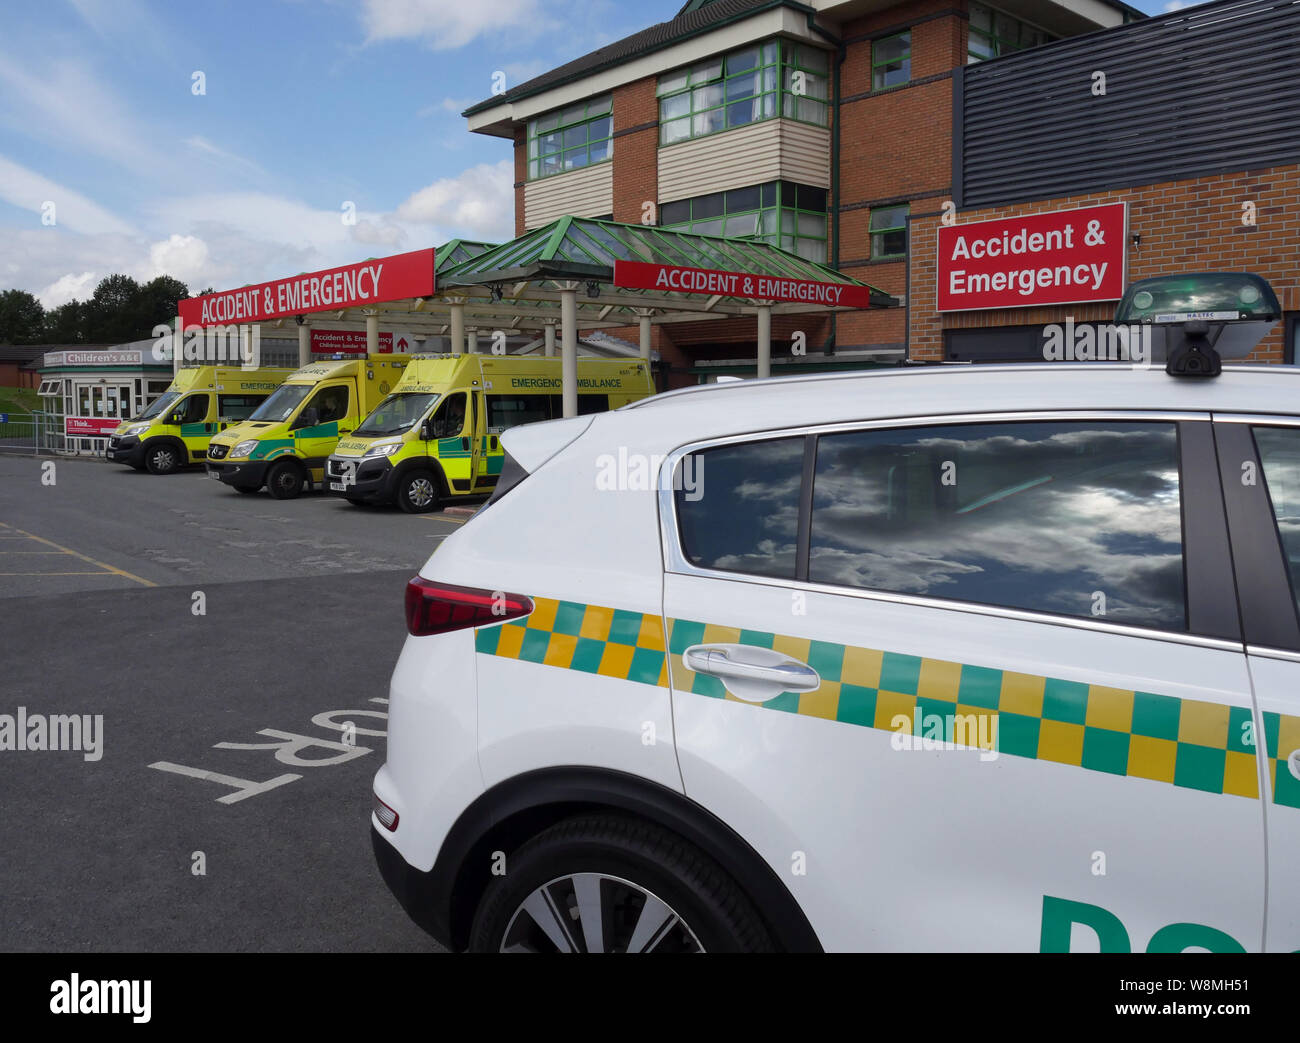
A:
[661,411,1266,952]
[1213,416,1300,951]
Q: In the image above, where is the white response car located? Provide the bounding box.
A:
[371,362,1300,953]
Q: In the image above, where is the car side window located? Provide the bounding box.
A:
[675,437,804,579]
[432,393,467,438]
[1251,426,1300,615]
[179,394,209,424]
[809,420,1186,631]
[308,385,349,423]
[218,395,261,421]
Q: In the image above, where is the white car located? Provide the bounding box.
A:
[371,362,1300,953]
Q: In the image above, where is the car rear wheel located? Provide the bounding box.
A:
[265,460,305,499]
[467,814,774,953]
[144,442,182,475]
[396,470,440,513]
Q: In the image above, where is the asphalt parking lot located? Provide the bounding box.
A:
[0,453,474,952]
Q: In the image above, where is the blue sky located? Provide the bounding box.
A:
[0,0,1199,308]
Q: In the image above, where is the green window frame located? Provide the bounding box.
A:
[659,181,828,263]
[870,204,908,260]
[657,39,829,146]
[527,95,613,181]
[872,31,910,90]
[968,4,1056,64]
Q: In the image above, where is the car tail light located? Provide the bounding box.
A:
[373,793,399,831]
[404,578,534,636]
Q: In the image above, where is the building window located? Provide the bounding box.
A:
[781,43,830,126]
[658,39,829,146]
[527,95,613,180]
[870,204,908,259]
[968,4,1056,63]
[872,32,910,90]
[659,181,828,262]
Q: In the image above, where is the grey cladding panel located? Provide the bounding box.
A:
[958,0,1300,207]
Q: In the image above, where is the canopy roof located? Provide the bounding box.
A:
[184,219,895,346]
[441,215,891,308]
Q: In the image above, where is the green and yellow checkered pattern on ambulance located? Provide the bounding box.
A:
[473,596,1300,809]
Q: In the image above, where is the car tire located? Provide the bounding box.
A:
[395,470,440,514]
[467,814,775,953]
[265,460,305,500]
[143,441,183,475]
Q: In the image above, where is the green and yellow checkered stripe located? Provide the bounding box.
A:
[474,597,669,687]
[474,599,1300,808]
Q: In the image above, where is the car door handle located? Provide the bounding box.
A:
[339,428,352,435]
[682,644,821,703]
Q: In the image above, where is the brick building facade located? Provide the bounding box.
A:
[466,0,1299,385]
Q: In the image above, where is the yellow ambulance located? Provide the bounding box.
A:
[106,365,295,474]
[205,354,408,499]
[325,354,654,512]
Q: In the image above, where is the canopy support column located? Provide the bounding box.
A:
[365,311,378,355]
[449,300,465,355]
[560,287,578,418]
[296,316,310,367]
[543,321,556,358]
[637,310,652,360]
[467,328,478,355]
[173,313,182,374]
[756,304,772,379]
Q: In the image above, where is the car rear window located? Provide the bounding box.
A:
[674,437,804,579]
[809,420,1186,630]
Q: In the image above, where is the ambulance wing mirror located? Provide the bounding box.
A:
[419,418,434,441]
[293,407,320,430]
[1115,272,1281,378]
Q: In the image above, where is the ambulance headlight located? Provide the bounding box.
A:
[364,442,402,458]
[231,440,259,458]
[126,423,150,436]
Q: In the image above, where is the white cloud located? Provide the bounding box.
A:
[1163,1,1210,10]
[0,154,134,236]
[184,136,266,178]
[148,234,209,282]
[360,0,554,49]
[395,160,514,240]
[0,55,164,176]
[40,271,99,309]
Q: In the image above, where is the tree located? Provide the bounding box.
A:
[43,299,89,344]
[0,289,46,344]
[136,275,190,332]
[87,274,142,342]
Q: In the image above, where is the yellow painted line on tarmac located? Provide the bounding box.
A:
[416,514,467,525]
[0,522,156,587]
[0,571,116,576]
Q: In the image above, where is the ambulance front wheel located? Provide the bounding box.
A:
[265,460,305,500]
[144,441,183,475]
[396,470,441,514]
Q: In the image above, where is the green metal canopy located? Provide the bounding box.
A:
[439,215,895,309]
[435,239,497,271]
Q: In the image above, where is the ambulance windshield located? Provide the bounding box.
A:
[355,393,440,437]
[137,391,180,421]
[249,384,311,423]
